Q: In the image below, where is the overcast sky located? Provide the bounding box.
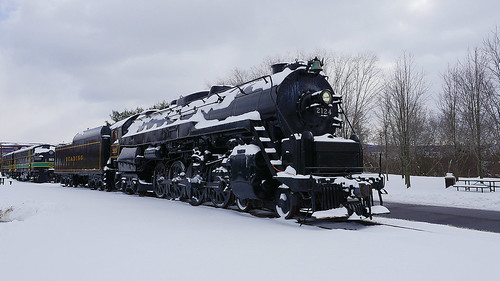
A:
[0,0,499,144]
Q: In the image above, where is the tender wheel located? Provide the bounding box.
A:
[98,181,105,191]
[89,180,97,190]
[275,189,297,219]
[153,163,167,198]
[236,198,252,212]
[211,180,233,208]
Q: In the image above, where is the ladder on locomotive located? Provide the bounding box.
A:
[250,122,283,175]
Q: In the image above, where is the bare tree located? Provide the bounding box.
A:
[483,26,500,153]
[326,54,382,141]
[383,52,429,187]
[436,29,500,178]
[439,65,467,175]
[377,89,394,180]
[214,54,290,86]
[454,48,494,177]
[215,67,255,86]
[484,26,500,85]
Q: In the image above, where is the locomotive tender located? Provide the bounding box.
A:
[55,58,385,219]
[55,126,111,189]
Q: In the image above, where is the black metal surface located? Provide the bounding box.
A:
[314,184,344,211]
[230,152,258,199]
[277,71,338,136]
[117,147,141,172]
[55,126,111,175]
[177,91,209,107]
[282,135,363,176]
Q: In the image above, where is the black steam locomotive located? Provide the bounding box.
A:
[55,58,385,219]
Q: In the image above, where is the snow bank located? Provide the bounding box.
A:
[0,178,499,281]
[381,174,500,211]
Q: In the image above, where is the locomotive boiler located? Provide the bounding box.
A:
[106,58,385,218]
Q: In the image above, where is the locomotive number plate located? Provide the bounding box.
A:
[315,107,333,116]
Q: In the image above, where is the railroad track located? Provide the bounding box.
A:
[300,217,428,232]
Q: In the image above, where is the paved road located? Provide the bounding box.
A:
[379,202,500,233]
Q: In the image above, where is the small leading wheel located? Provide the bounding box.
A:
[275,189,297,219]
[153,162,167,198]
[236,197,252,212]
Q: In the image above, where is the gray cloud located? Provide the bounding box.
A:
[0,0,499,144]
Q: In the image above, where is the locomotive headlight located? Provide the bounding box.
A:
[321,90,332,104]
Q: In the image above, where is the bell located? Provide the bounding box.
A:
[309,57,323,73]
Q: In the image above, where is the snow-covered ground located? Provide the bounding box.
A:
[1,175,499,281]
[382,174,500,211]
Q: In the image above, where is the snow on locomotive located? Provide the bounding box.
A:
[56,58,385,219]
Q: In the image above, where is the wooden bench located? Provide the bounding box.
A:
[454,183,493,192]
[453,178,499,192]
